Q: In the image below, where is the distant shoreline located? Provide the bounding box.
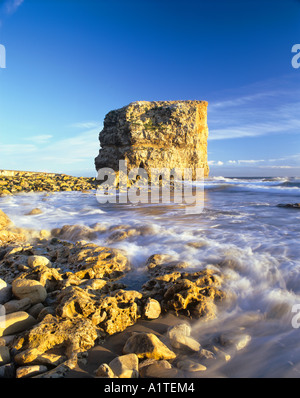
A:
[0,170,97,196]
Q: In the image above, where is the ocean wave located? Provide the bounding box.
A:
[204,177,300,195]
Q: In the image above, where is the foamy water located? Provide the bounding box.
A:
[1,176,300,377]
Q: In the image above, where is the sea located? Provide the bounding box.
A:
[1,176,300,378]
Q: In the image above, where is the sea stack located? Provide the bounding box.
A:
[95,100,209,179]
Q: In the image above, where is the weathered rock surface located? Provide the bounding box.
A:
[142,267,224,320]
[16,364,48,378]
[95,100,209,180]
[13,314,98,362]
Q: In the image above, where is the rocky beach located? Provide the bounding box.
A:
[0,176,229,379]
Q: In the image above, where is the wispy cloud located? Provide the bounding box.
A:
[0,0,24,27]
[70,121,102,130]
[208,160,224,166]
[0,122,100,174]
[24,135,53,144]
[4,0,24,15]
[259,165,295,169]
[208,76,300,141]
[209,154,300,170]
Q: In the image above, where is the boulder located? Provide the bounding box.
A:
[169,334,200,352]
[12,279,47,304]
[95,363,115,378]
[176,359,206,372]
[108,354,139,378]
[0,311,37,336]
[97,290,143,335]
[27,255,51,268]
[142,269,225,320]
[13,314,98,361]
[167,323,200,352]
[123,332,176,360]
[4,298,32,314]
[65,242,130,281]
[167,322,191,339]
[25,208,43,216]
[139,359,172,378]
[143,298,161,319]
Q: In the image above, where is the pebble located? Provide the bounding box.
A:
[123,332,176,360]
[0,311,37,337]
[139,359,172,378]
[12,279,47,305]
[28,303,44,318]
[169,333,201,352]
[0,335,15,346]
[28,255,51,268]
[211,345,231,362]
[25,208,43,216]
[109,354,139,378]
[167,322,191,338]
[95,363,115,378]
[4,297,32,314]
[143,298,161,319]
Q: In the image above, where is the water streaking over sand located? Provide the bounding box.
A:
[1,176,300,377]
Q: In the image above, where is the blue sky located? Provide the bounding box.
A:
[0,0,300,177]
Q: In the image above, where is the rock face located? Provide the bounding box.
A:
[95,100,209,179]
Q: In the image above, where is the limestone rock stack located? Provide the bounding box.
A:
[95,100,209,179]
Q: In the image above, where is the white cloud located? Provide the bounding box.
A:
[208,160,224,166]
[207,76,300,141]
[238,159,265,164]
[24,135,53,144]
[208,118,300,141]
[69,121,102,129]
[259,165,294,169]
